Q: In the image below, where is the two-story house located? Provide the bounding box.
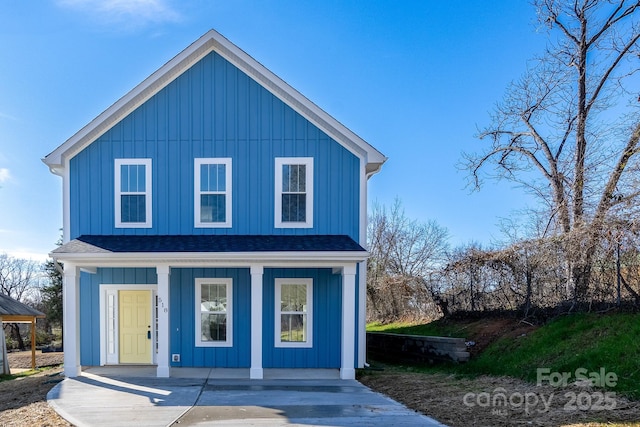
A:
[44,30,386,380]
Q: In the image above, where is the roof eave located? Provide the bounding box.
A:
[50,250,370,267]
[0,314,45,321]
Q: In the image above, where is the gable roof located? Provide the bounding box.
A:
[0,293,44,318]
[43,29,386,175]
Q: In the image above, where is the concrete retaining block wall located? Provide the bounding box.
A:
[367,332,470,364]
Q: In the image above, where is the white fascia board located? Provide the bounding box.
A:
[359,159,367,247]
[62,159,71,243]
[42,30,386,171]
[49,250,370,268]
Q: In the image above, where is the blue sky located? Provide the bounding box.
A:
[0,1,545,261]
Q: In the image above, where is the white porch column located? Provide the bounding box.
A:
[62,262,81,377]
[250,265,264,379]
[341,263,357,380]
[358,260,366,368]
[156,265,170,378]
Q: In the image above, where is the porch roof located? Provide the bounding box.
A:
[51,235,368,267]
[0,293,45,321]
[54,235,366,254]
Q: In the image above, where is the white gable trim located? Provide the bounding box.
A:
[43,29,386,173]
[44,37,215,170]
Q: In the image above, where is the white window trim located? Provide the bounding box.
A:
[194,158,232,228]
[274,278,313,348]
[114,158,152,228]
[195,278,233,347]
[274,157,313,228]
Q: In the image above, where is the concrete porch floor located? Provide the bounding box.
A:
[47,366,446,426]
[82,366,343,380]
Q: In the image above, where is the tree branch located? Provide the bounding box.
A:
[594,121,640,227]
[587,1,639,47]
[586,32,640,116]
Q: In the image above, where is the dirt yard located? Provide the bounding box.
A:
[2,350,639,426]
[6,350,65,371]
[360,316,640,426]
[359,370,640,426]
[0,351,70,427]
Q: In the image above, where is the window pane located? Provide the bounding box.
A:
[282,194,306,222]
[217,164,226,191]
[288,165,298,192]
[208,165,217,191]
[294,165,305,192]
[121,195,146,223]
[282,164,306,193]
[120,165,129,192]
[280,285,289,311]
[201,164,226,192]
[282,165,291,192]
[200,283,227,311]
[121,164,146,192]
[137,165,145,192]
[281,284,306,311]
[200,164,209,192]
[201,313,227,342]
[129,165,139,192]
[201,194,226,223]
[201,164,216,192]
[280,314,306,342]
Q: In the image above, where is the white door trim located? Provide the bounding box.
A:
[99,284,158,366]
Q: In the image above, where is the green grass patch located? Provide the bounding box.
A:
[366,319,468,337]
[367,312,640,399]
[462,313,640,399]
[0,365,61,383]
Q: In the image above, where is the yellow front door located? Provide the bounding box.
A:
[119,290,152,364]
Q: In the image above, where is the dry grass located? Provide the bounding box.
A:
[0,351,70,427]
[360,371,640,427]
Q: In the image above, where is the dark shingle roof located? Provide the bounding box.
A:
[0,293,45,317]
[54,235,366,254]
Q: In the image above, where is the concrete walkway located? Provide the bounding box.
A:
[47,367,445,426]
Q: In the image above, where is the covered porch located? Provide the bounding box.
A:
[52,235,368,380]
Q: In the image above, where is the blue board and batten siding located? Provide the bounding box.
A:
[262,268,342,368]
[169,268,251,368]
[79,268,158,366]
[169,268,343,369]
[69,51,360,239]
[79,267,347,368]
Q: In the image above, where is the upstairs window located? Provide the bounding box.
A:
[115,159,152,228]
[275,157,313,228]
[275,278,313,348]
[194,158,232,228]
[195,278,233,347]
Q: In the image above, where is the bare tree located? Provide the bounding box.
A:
[465,0,640,302]
[367,200,449,321]
[0,254,42,350]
